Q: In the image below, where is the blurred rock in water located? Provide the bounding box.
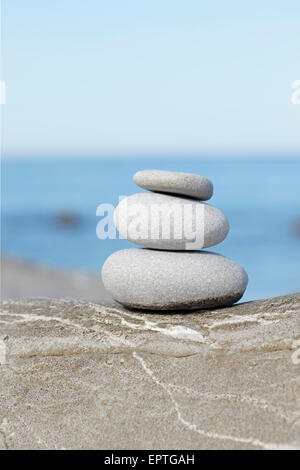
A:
[53,211,81,229]
[291,218,300,238]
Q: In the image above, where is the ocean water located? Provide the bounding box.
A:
[2,158,300,302]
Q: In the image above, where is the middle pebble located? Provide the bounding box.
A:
[114,192,229,250]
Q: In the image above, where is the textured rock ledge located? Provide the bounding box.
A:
[0,293,299,450]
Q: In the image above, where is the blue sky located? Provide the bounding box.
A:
[2,0,300,158]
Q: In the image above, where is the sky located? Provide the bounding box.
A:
[1,0,300,158]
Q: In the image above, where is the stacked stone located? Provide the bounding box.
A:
[102,170,248,310]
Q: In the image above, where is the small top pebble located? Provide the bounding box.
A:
[133,169,213,200]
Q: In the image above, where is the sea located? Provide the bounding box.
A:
[2,157,300,302]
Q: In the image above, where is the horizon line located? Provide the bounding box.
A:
[2,152,300,161]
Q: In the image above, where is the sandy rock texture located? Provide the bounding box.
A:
[0,293,299,450]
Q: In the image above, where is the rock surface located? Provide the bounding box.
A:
[134,169,214,200]
[102,249,248,310]
[114,192,229,250]
[0,293,299,450]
